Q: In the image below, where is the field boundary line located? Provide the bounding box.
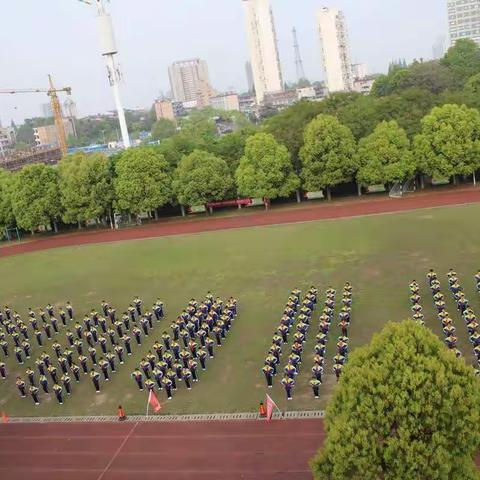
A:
[2,410,325,424]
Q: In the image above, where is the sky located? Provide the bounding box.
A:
[0,0,448,125]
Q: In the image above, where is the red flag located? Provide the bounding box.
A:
[265,394,278,421]
[148,390,162,413]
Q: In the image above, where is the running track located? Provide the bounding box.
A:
[1,187,479,258]
[0,419,324,480]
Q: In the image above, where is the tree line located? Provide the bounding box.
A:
[1,99,479,234]
[1,39,480,234]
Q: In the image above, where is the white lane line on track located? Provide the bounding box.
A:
[96,421,138,480]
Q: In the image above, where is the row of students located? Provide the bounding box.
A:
[132,294,238,401]
[279,287,318,400]
[426,270,462,355]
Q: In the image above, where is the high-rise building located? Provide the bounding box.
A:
[317,7,353,93]
[242,0,283,103]
[41,103,53,118]
[245,61,255,93]
[447,0,480,46]
[432,36,447,59]
[168,59,214,103]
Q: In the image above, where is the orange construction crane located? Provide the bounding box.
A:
[0,75,72,156]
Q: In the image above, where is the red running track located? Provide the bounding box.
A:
[0,419,324,480]
[1,187,480,258]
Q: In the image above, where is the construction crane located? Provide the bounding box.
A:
[0,75,72,156]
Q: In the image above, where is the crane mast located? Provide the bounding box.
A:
[48,75,68,156]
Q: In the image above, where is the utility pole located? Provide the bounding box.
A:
[80,0,131,148]
[292,27,306,83]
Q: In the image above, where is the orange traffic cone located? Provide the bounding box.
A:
[1,411,8,423]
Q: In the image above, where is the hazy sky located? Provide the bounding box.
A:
[0,0,448,124]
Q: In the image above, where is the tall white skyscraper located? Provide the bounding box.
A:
[317,7,353,93]
[168,59,213,103]
[447,0,480,46]
[242,0,283,103]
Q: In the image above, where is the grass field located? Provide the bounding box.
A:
[0,203,479,417]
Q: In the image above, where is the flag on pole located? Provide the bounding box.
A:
[265,394,279,421]
[148,390,162,413]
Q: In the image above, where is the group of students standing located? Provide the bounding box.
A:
[411,269,480,375]
[262,283,353,401]
[1,297,164,405]
[310,283,353,399]
[131,294,238,401]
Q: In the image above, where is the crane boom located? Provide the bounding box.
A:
[0,76,72,156]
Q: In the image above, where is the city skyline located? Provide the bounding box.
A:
[1,0,447,124]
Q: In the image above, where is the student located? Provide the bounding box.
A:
[16,377,26,398]
[53,383,64,404]
[132,369,143,391]
[309,378,322,399]
[281,376,295,400]
[90,369,101,393]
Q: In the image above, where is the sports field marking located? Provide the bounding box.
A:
[96,421,138,480]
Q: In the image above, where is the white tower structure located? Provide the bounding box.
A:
[82,0,131,148]
[242,0,283,103]
[317,7,353,93]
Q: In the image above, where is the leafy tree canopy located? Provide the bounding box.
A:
[441,38,480,85]
[150,118,176,142]
[300,114,357,194]
[235,132,300,201]
[173,149,233,206]
[10,164,61,231]
[0,169,14,230]
[312,321,480,480]
[414,103,480,179]
[114,146,173,214]
[58,152,113,224]
[356,120,416,186]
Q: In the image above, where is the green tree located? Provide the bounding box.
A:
[376,88,436,138]
[59,153,113,227]
[336,95,380,140]
[299,114,357,200]
[150,118,176,142]
[173,150,233,207]
[465,72,480,95]
[10,164,62,233]
[442,38,480,86]
[114,146,173,218]
[371,74,392,97]
[356,121,416,187]
[263,100,325,170]
[414,104,480,181]
[312,321,480,480]
[0,169,14,230]
[235,133,300,207]
[209,127,257,175]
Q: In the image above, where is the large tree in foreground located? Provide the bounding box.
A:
[312,321,480,480]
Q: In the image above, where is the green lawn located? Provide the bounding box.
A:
[0,203,479,417]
